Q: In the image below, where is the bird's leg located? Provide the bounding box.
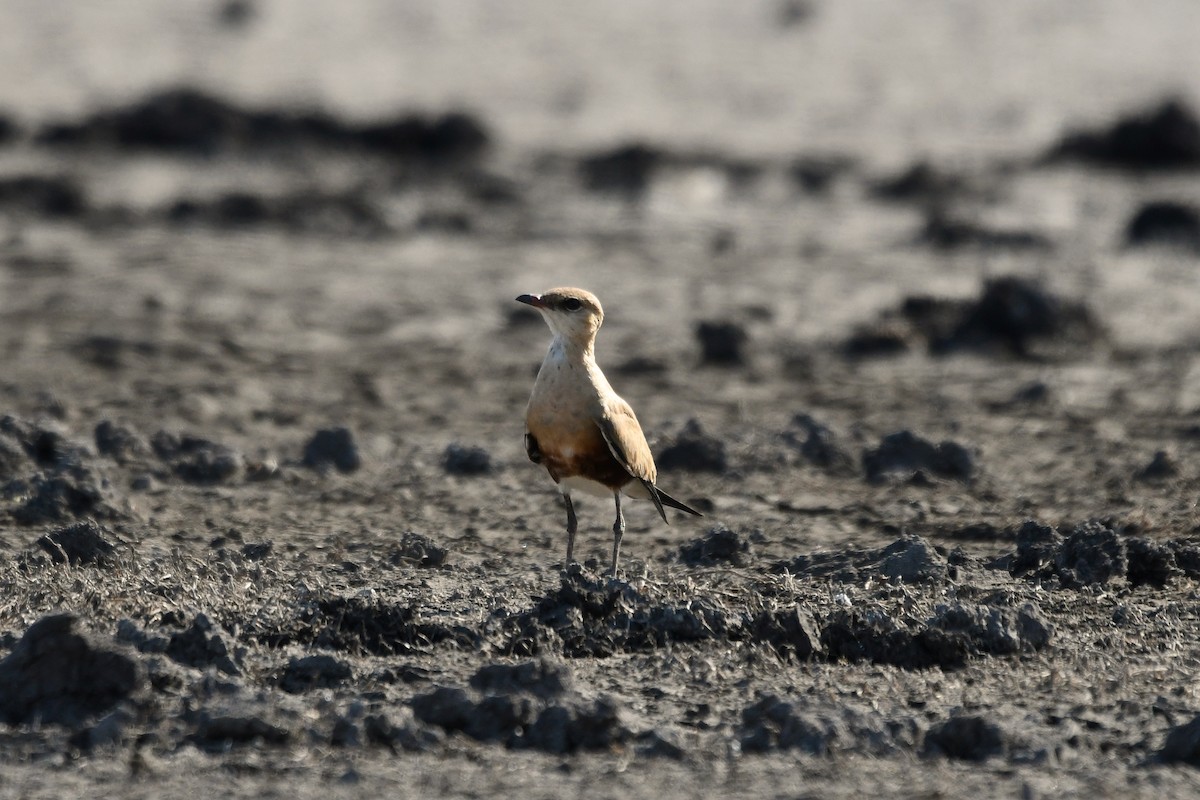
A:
[564,494,578,566]
[611,492,624,577]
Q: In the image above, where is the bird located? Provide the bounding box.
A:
[516,287,702,576]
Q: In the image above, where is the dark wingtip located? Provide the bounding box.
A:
[642,479,669,524]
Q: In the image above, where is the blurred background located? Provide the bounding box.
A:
[1,0,1198,161]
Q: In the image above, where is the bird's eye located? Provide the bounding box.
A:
[562,298,583,311]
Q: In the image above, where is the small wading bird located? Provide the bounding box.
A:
[517,287,701,576]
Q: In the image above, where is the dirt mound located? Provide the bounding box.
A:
[166,190,388,235]
[443,443,493,475]
[781,414,857,475]
[695,320,749,366]
[1047,98,1200,170]
[820,601,1051,669]
[923,715,1008,761]
[677,525,754,566]
[846,277,1102,359]
[302,427,362,473]
[656,419,728,473]
[775,536,950,583]
[248,595,475,655]
[915,211,1051,251]
[862,431,973,485]
[36,87,491,162]
[739,694,916,756]
[1125,201,1200,253]
[411,680,632,754]
[0,175,87,218]
[152,431,244,484]
[280,654,353,693]
[499,565,739,658]
[1008,519,1191,590]
[389,532,450,568]
[36,520,119,565]
[0,614,142,727]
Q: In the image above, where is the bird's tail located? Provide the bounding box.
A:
[640,480,703,523]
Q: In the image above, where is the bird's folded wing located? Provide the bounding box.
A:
[597,400,670,522]
[595,400,657,484]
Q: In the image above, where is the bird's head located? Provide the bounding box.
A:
[516,287,604,343]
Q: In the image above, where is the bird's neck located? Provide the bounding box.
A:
[548,333,596,364]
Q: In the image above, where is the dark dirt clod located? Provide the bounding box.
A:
[36,87,491,163]
[739,698,821,754]
[0,613,143,727]
[937,277,1100,358]
[841,322,912,358]
[737,695,855,755]
[74,335,158,370]
[1125,201,1200,253]
[789,155,852,194]
[1009,520,1063,578]
[774,536,947,584]
[0,175,88,218]
[1160,715,1200,765]
[302,427,361,473]
[0,439,28,480]
[821,600,1049,670]
[579,143,662,194]
[819,609,920,666]
[469,660,570,700]
[94,420,148,463]
[926,603,1052,658]
[523,697,630,754]
[251,596,474,655]
[695,320,749,366]
[916,211,1051,251]
[923,715,1007,761]
[1055,522,1127,588]
[157,434,243,484]
[166,614,243,676]
[1169,541,1200,580]
[410,686,476,731]
[782,414,856,475]
[217,0,255,27]
[1135,450,1179,481]
[870,161,965,203]
[1125,538,1178,589]
[878,536,948,583]
[656,419,728,473]
[750,607,823,660]
[355,111,490,163]
[411,686,535,744]
[166,189,388,235]
[280,654,353,693]
[12,471,118,525]
[443,443,492,475]
[677,524,753,566]
[36,520,118,565]
[0,113,17,143]
[389,532,449,568]
[193,715,290,748]
[851,278,1102,360]
[1047,98,1200,170]
[502,565,736,658]
[862,430,973,484]
[363,711,442,752]
[1,417,78,468]
[776,0,815,28]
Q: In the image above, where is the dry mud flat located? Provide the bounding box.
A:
[3,90,1200,797]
